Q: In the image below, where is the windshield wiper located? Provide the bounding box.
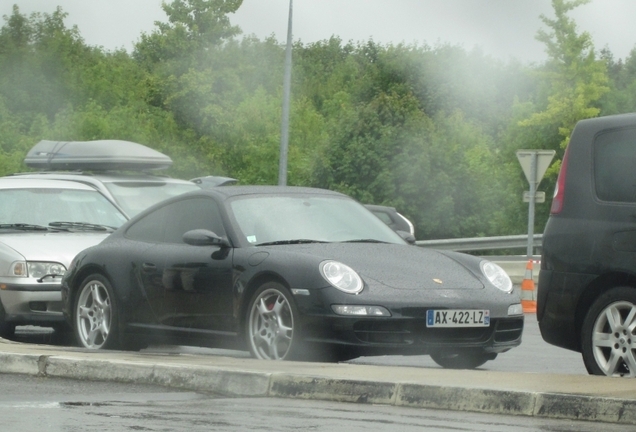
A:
[256,239,327,246]
[0,223,49,231]
[49,221,115,232]
[342,239,388,244]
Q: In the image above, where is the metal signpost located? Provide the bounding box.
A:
[278,0,293,186]
[516,149,555,258]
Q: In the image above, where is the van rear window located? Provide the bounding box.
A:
[594,127,636,203]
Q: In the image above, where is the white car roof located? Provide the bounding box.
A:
[10,171,195,184]
[0,177,97,191]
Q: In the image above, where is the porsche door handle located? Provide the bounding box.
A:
[142,263,157,271]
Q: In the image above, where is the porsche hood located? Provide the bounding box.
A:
[278,243,484,290]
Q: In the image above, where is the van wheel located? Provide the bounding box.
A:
[581,287,636,377]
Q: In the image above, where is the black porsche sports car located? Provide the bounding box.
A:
[61,186,523,368]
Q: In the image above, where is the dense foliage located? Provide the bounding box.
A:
[1,0,634,239]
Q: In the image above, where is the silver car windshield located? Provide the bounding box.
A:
[104,182,200,217]
[230,195,405,245]
[0,188,127,228]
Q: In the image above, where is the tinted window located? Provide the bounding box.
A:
[126,197,225,243]
[594,127,636,203]
[104,181,200,217]
[371,210,393,225]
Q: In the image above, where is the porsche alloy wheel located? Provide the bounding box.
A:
[581,287,636,377]
[246,282,301,360]
[75,274,117,350]
[430,349,496,369]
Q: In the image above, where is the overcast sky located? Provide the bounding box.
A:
[2,0,636,64]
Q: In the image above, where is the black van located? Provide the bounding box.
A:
[538,112,636,377]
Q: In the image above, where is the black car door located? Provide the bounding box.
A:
[128,196,234,332]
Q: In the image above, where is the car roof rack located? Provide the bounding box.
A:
[24,140,173,171]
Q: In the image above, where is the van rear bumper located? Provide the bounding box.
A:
[537,269,585,353]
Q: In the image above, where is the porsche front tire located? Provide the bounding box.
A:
[246,282,303,360]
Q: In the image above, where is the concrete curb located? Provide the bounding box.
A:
[2,351,636,425]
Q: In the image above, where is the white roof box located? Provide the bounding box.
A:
[24,140,173,171]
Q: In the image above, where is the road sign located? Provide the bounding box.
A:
[523,191,546,203]
[516,149,555,259]
[516,150,555,187]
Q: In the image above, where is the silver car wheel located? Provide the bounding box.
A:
[247,285,296,360]
[75,278,112,349]
[590,300,636,377]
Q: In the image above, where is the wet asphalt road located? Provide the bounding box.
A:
[0,373,625,432]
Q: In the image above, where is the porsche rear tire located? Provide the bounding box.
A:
[430,349,496,369]
[74,274,120,350]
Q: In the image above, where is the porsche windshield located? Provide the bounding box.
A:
[230,195,405,245]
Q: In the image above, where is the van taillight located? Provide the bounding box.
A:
[550,146,570,214]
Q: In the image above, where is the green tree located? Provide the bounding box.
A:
[134,0,242,68]
[519,0,608,150]
[0,5,215,178]
[0,6,88,173]
[133,0,247,146]
[599,47,636,115]
[295,39,525,238]
[6,0,626,242]
[504,0,610,234]
[0,6,86,122]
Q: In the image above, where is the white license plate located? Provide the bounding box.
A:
[426,309,490,327]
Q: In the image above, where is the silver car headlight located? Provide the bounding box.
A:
[10,261,67,279]
[480,260,512,293]
[320,260,363,294]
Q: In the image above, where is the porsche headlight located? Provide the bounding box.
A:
[10,261,67,279]
[332,305,390,316]
[480,260,512,293]
[320,261,363,294]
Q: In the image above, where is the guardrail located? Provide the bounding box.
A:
[415,234,543,283]
[415,234,542,253]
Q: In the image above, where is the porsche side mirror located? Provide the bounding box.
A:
[183,229,230,247]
